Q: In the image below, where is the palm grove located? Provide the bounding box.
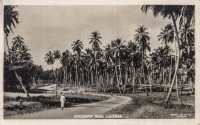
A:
[4,5,195,107]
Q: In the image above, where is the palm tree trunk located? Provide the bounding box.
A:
[63,67,66,87]
[82,70,84,86]
[142,50,148,96]
[91,71,93,86]
[69,67,72,89]
[5,35,30,97]
[65,66,68,87]
[163,68,166,92]
[115,59,120,93]
[169,53,172,85]
[165,13,181,104]
[94,51,99,92]
[119,57,122,86]
[132,66,136,93]
[115,65,119,86]
[95,64,98,92]
[176,75,182,104]
[123,67,128,93]
[53,65,58,99]
[75,65,78,86]
[87,70,90,86]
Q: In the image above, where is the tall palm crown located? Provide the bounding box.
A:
[128,40,138,53]
[128,41,141,68]
[12,36,27,51]
[44,51,55,66]
[11,36,32,64]
[71,39,83,57]
[179,5,195,28]
[54,50,61,60]
[111,38,126,56]
[152,47,170,68]
[158,23,174,46]
[141,5,182,20]
[180,25,194,48]
[89,31,102,51]
[61,50,72,67]
[134,26,151,53]
[4,5,19,36]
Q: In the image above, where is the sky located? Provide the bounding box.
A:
[5,5,171,70]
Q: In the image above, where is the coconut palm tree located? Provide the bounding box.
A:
[134,25,151,96]
[30,64,43,85]
[110,38,127,93]
[10,36,34,94]
[71,39,83,57]
[4,6,30,97]
[158,24,174,86]
[53,50,61,97]
[141,5,194,106]
[102,45,115,91]
[127,41,141,93]
[89,31,102,86]
[44,51,58,96]
[71,40,83,86]
[45,51,55,71]
[158,23,174,47]
[60,50,72,87]
[54,50,61,70]
[89,31,102,51]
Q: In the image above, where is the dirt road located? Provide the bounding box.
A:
[8,94,131,119]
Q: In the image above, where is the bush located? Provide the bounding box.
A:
[4,96,15,102]
[40,100,71,108]
[4,94,108,117]
[15,95,50,102]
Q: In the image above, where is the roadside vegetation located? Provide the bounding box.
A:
[4,5,195,118]
[4,93,108,117]
[104,92,194,119]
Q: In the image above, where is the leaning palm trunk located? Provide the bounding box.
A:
[169,43,173,85]
[165,14,181,105]
[5,36,30,97]
[169,53,172,86]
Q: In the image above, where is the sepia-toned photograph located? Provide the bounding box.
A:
[2,3,196,121]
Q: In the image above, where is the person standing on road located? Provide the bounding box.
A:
[60,93,66,110]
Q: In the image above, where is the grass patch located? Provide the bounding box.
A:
[104,92,194,119]
[4,93,108,117]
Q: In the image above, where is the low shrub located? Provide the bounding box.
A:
[41,100,71,107]
[4,102,42,116]
[4,94,108,117]
[4,96,15,102]
[15,95,51,102]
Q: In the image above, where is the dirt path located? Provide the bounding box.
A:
[7,93,131,119]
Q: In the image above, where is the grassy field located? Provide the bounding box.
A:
[4,93,108,117]
[104,92,195,119]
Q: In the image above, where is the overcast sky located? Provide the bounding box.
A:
[6,5,171,70]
